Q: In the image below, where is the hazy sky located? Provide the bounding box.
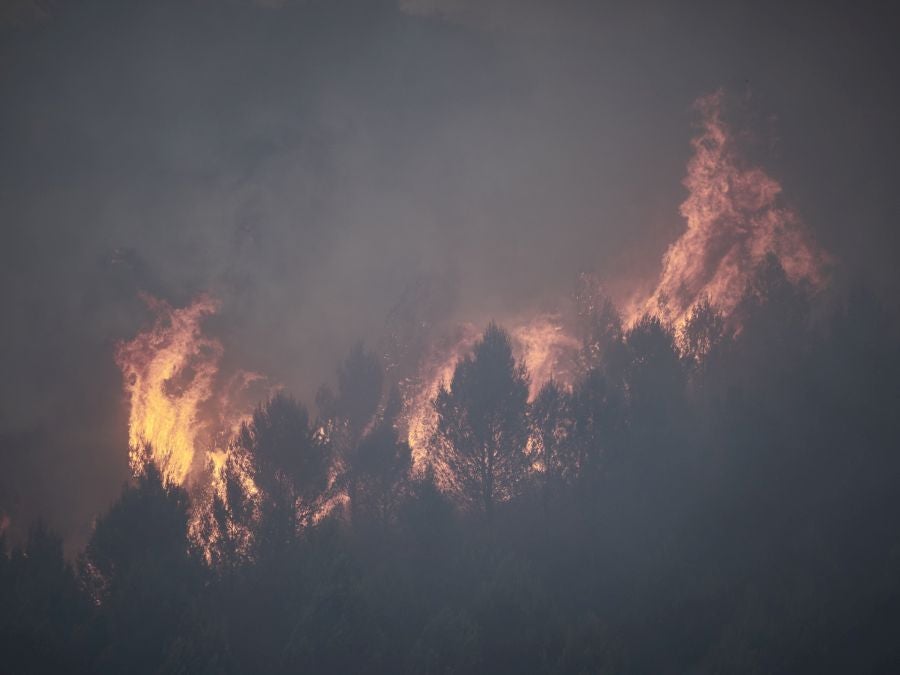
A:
[1,0,898,550]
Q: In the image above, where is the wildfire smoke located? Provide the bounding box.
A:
[113,90,833,538]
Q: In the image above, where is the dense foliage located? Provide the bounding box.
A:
[3,262,900,674]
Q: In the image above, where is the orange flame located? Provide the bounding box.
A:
[403,323,481,476]
[628,91,829,327]
[116,295,269,561]
[115,294,264,487]
[402,314,580,479]
[511,313,580,400]
[115,295,224,485]
[113,89,833,526]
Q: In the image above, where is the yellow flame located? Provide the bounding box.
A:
[115,295,223,485]
[115,294,270,561]
[115,295,265,484]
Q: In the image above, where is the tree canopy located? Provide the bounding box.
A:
[4,267,900,674]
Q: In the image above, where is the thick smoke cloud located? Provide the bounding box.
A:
[1,0,898,551]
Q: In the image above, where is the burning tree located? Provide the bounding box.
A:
[348,386,412,531]
[234,392,331,557]
[433,323,530,520]
[529,378,574,508]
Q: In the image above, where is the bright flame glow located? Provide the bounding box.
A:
[403,323,480,476]
[628,91,829,327]
[115,294,224,485]
[511,313,580,400]
[402,314,580,478]
[116,295,269,562]
[115,294,264,486]
[112,89,833,541]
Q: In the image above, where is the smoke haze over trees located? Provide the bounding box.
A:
[4,264,900,672]
[2,0,900,551]
[2,0,900,672]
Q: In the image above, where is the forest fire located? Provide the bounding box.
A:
[115,294,224,485]
[114,294,262,487]
[114,91,830,512]
[626,91,830,328]
[402,323,481,476]
[8,4,898,671]
[511,314,581,400]
[401,314,580,478]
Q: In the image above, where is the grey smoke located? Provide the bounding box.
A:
[1,0,898,552]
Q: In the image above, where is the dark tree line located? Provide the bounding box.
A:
[3,258,900,674]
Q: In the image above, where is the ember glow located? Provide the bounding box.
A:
[628,91,830,327]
